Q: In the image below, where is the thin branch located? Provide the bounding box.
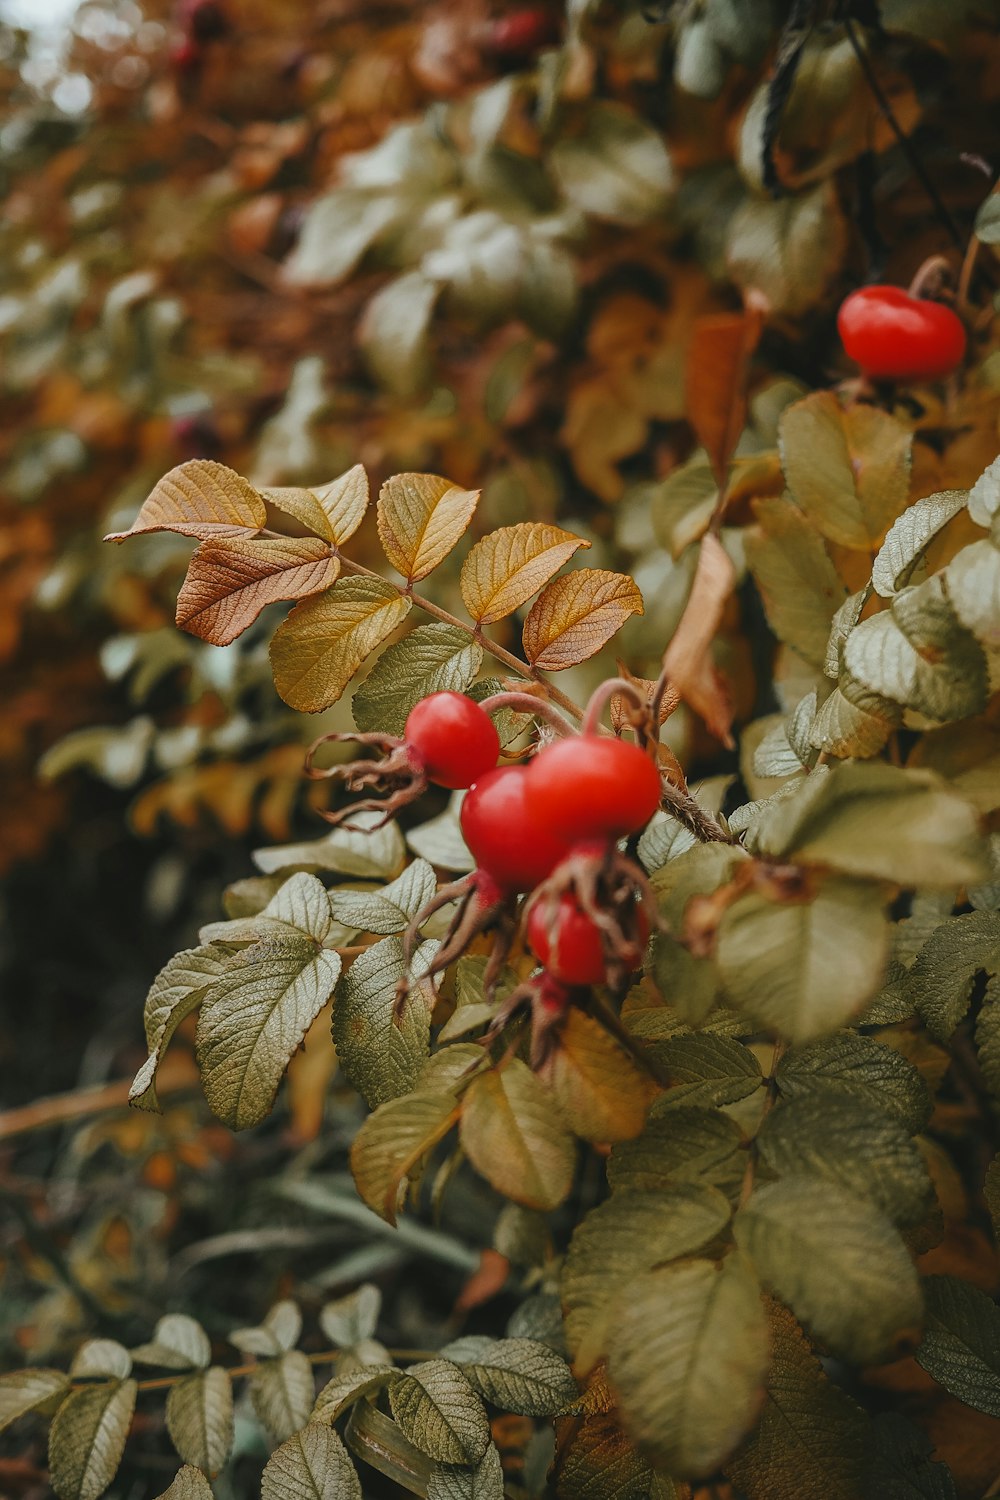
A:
[0,1066,196,1142]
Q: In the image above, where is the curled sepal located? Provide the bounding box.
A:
[305,730,427,829]
[395,869,516,1017]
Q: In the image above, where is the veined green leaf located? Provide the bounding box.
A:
[438,1337,578,1416]
[132,1315,211,1371]
[907,912,1000,1041]
[254,810,405,881]
[915,1276,1000,1417]
[0,1369,70,1431]
[329,859,437,937]
[250,1351,315,1444]
[388,1360,490,1465]
[353,624,484,738]
[653,1032,763,1107]
[130,944,232,1111]
[333,936,437,1108]
[745,495,848,667]
[262,1421,362,1500]
[427,1444,505,1500]
[270,574,412,713]
[165,1367,233,1475]
[312,1365,399,1424]
[48,1381,138,1500]
[607,1106,745,1199]
[69,1342,132,1381]
[319,1285,381,1349]
[776,1032,930,1133]
[872,490,967,598]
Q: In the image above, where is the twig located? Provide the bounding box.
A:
[0,1064,197,1142]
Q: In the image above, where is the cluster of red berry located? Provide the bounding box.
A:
[380,690,662,1002]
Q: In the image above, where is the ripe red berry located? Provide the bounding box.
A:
[483,9,561,58]
[527,892,649,986]
[837,285,967,382]
[460,765,575,893]
[403,692,499,790]
[524,735,661,842]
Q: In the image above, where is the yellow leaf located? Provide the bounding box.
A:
[522,569,644,670]
[269,574,411,712]
[661,535,735,746]
[377,472,480,583]
[541,1010,658,1143]
[460,522,590,624]
[264,466,369,545]
[460,1061,576,1211]
[175,536,340,646]
[105,461,267,541]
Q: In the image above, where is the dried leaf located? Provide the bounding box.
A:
[661,535,735,744]
[460,1061,576,1211]
[378,473,480,584]
[270,574,412,713]
[541,1010,658,1143]
[686,310,763,486]
[522,570,644,670]
[176,536,340,646]
[460,523,590,624]
[105,461,266,542]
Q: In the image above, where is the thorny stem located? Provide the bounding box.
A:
[738,1038,786,1210]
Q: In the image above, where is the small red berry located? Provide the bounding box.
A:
[483,9,561,59]
[460,765,575,893]
[837,285,967,381]
[527,892,649,986]
[170,37,202,72]
[524,735,661,842]
[403,692,499,790]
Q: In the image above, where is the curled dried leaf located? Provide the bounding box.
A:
[176,536,340,646]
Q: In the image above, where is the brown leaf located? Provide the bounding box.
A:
[377,472,480,584]
[105,460,267,542]
[540,1010,657,1144]
[269,574,411,712]
[175,536,340,646]
[686,310,763,487]
[460,522,590,624]
[523,570,644,671]
[265,465,370,545]
[661,535,736,746]
[610,659,681,732]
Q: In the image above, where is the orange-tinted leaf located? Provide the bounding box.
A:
[610,659,680,733]
[661,536,735,746]
[523,570,644,671]
[175,536,340,646]
[105,461,267,542]
[265,465,369,545]
[460,523,591,624]
[377,472,480,584]
[686,311,763,487]
[269,574,411,712]
[541,1010,658,1143]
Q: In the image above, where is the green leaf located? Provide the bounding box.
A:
[716,876,891,1042]
[254,811,405,881]
[906,912,1000,1040]
[0,1369,70,1431]
[389,1360,491,1465]
[69,1341,132,1380]
[654,1032,763,1107]
[778,391,911,551]
[359,269,440,399]
[637,811,696,872]
[975,192,1000,245]
[312,1366,399,1424]
[777,1032,930,1132]
[726,182,848,317]
[562,1186,734,1372]
[438,1337,578,1416]
[985,1154,1000,1241]
[808,678,900,760]
[48,1381,138,1500]
[915,1276,1000,1416]
[844,576,989,722]
[166,1368,234,1476]
[350,1089,459,1224]
[607,1255,769,1477]
[130,945,231,1111]
[460,1061,575,1211]
[261,1422,362,1500]
[734,1177,923,1363]
[976,976,1000,1095]
[329,860,437,937]
[319,1285,381,1349]
[426,1444,505,1500]
[726,1300,871,1500]
[195,935,341,1129]
[757,1095,932,1225]
[872,491,967,598]
[270,574,412,714]
[153,1467,215,1500]
[945,536,1000,647]
[132,1315,211,1371]
[353,624,483,738]
[333,936,437,1108]
[864,1412,957,1500]
[607,1106,745,1199]
[745,496,848,667]
[550,104,674,225]
[250,1351,315,1444]
[751,761,988,889]
[231,1301,302,1358]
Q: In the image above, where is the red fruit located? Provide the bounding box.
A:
[403,692,499,790]
[170,37,202,72]
[524,735,661,842]
[460,765,575,893]
[483,9,561,58]
[527,892,649,986]
[837,285,967,381]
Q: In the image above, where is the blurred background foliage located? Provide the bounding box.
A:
[2,0,1000,1493]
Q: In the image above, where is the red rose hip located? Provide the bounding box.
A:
[403,692,499,790]
[524,735,661,842]
[837,285,966,382]
[527,891,649,986]
[460,765,575,893]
